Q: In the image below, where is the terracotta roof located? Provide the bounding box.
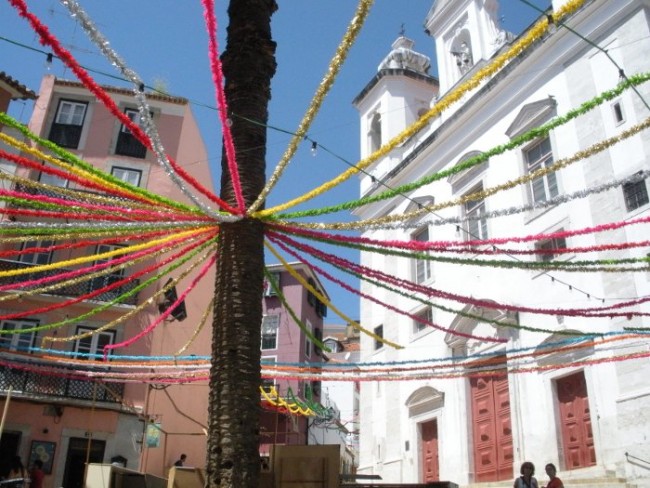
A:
[0,71,37,100]
[53,78,188,105]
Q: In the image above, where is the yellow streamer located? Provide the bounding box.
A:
[254,0,586,218]
[0,228,210,278]
[264,240,403,349]
[247,0,376,215]
[44,246,215,343]
[260,386,315,416]
[0,132,163,206]
[278,114,650,230]
[175,297,215,355]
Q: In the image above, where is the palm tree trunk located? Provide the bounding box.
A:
[207,0,277,486]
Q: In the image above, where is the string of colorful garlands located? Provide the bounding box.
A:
[0,0,649,419]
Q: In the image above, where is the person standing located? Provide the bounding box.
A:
[513,461,539,488]
[29,460,45,488]
[542,463,564,488]
[173,454,187,467]
[6,456,27,487]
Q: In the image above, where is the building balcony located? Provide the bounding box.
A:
[0,353,124,404]
[0,259,140,306]
[48,123,82,149]
[115,131,147,159]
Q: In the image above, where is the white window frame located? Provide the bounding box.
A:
[261,314,280,350]
[74,326,116,359]
[111,166,142,187]
[55,100,87,126]
[18,239,54,265]
[38,164,69,188]
[535,233,568,262]
[121,108,143,134]
[525,137,558,204]
[413,307,433,334]
[463,183,488,241]
[412,226,432,284]
[0,319,38,351]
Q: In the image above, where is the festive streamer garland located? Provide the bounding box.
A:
[278,115,650,230]
[277,232,650,273]
[0,228,191,261]
[406,170,650,230]
[255,0,587,218]
[269,232,608,337]
[13,0,239,219]
[264,240,403,349]
[0,221,211,234]
[201,0,245,213]
[0,188,203,222]
[45,241,218,343]
[273,72,650,219]
[22,332,644,368]
[103,252,217,356]
[3,236,217,337]
[263,267,331,353]
[267,233,508,343]
[4,334,647,383]
[271,218,650,256]
[0,228,205,278]
[0,127,167,208]
[268,231,649,318]
[0,232,215,322]
[248,0,376,214]
[175,297,215,356]
[0,113,201,214]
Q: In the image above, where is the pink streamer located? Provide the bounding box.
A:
[8,0,238,215]
[202,0,245,213]
[103,253,218,358]
[0,233,216,321]
[271,215,650,251]
[268,230,650,319]
[267,234,505,343]
[0,189,208,222]
[0,228,215,293]
[0,150,174,208]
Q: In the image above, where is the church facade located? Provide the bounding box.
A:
[353,0,650,485]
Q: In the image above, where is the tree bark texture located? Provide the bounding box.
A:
[207,0,277,487]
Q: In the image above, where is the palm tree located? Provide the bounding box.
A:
[206,0,277,486]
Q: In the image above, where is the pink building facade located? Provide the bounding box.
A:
[0,75,329,487]
[0,74,215,486]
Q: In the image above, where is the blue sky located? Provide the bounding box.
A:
[0,0,549,323]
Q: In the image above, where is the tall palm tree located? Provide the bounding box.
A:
[206,0,277,486]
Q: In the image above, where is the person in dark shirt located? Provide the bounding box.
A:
[173,454,187,467]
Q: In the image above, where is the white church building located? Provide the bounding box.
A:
[352,0,650,486]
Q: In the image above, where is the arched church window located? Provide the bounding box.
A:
[369,112,382,153]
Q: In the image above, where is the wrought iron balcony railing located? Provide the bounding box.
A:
[0,353,124,404]
[0,259,140,306]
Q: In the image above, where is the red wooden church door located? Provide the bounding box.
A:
[421,419,439,482]
[470,363,513,482]
[557,371,596,469]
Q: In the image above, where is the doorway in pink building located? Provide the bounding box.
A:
[62,437,105,488]
[421,419,439,482]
